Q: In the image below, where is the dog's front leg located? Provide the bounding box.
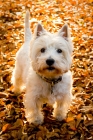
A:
[53,94,72,121]
[24,90,44,125]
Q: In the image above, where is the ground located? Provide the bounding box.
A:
[0,0,93,140]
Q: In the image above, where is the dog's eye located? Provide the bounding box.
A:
[41,48,45,53]
[57,49,62,53]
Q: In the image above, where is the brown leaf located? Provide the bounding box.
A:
[14,119,23,127]
[85,120,93,127]
[0,92,8,98]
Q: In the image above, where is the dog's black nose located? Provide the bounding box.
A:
[46,58,55,66]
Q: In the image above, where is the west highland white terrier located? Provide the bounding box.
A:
[12,11,73,124]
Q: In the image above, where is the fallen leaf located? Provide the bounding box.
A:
[2,123,11,132]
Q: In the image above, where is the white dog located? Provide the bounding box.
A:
[12,11,73,124]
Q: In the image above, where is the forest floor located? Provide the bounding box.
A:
[0,0,93,140]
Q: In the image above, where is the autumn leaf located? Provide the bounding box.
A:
[0,0,93,139]
[2,123,11,132]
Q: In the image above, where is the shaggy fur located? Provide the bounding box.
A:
[12,11,73,124]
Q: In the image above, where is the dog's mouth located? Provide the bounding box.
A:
[47,67,55,71]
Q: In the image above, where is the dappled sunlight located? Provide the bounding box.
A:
[0,0,93,139]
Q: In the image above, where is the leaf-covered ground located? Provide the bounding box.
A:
[0,0,93,139]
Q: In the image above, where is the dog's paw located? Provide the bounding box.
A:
[53,111,66,121]
[54,114,65,121]
[27,113,44,125]
[33,117,44,125]
[12,87,20,94]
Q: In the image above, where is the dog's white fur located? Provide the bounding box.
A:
[12,11,73,124]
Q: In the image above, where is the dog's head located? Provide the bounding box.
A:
[30,23,73,78]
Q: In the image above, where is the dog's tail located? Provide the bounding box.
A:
[24,10,32,42]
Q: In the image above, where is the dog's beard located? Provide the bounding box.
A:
[36,65,68,78]
[38,68,61,78]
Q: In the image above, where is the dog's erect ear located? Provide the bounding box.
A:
[35,23,45,37]
[58,24,70,38]
[58,24,73,54]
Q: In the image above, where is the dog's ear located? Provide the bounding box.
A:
[58,24,70,39]
[35,23,45,37]
[58,24,73,54]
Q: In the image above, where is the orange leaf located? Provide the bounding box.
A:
[0,111,5,118]
[76,113,82,119]
[2,123,11,132]
[66,117,74,122]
